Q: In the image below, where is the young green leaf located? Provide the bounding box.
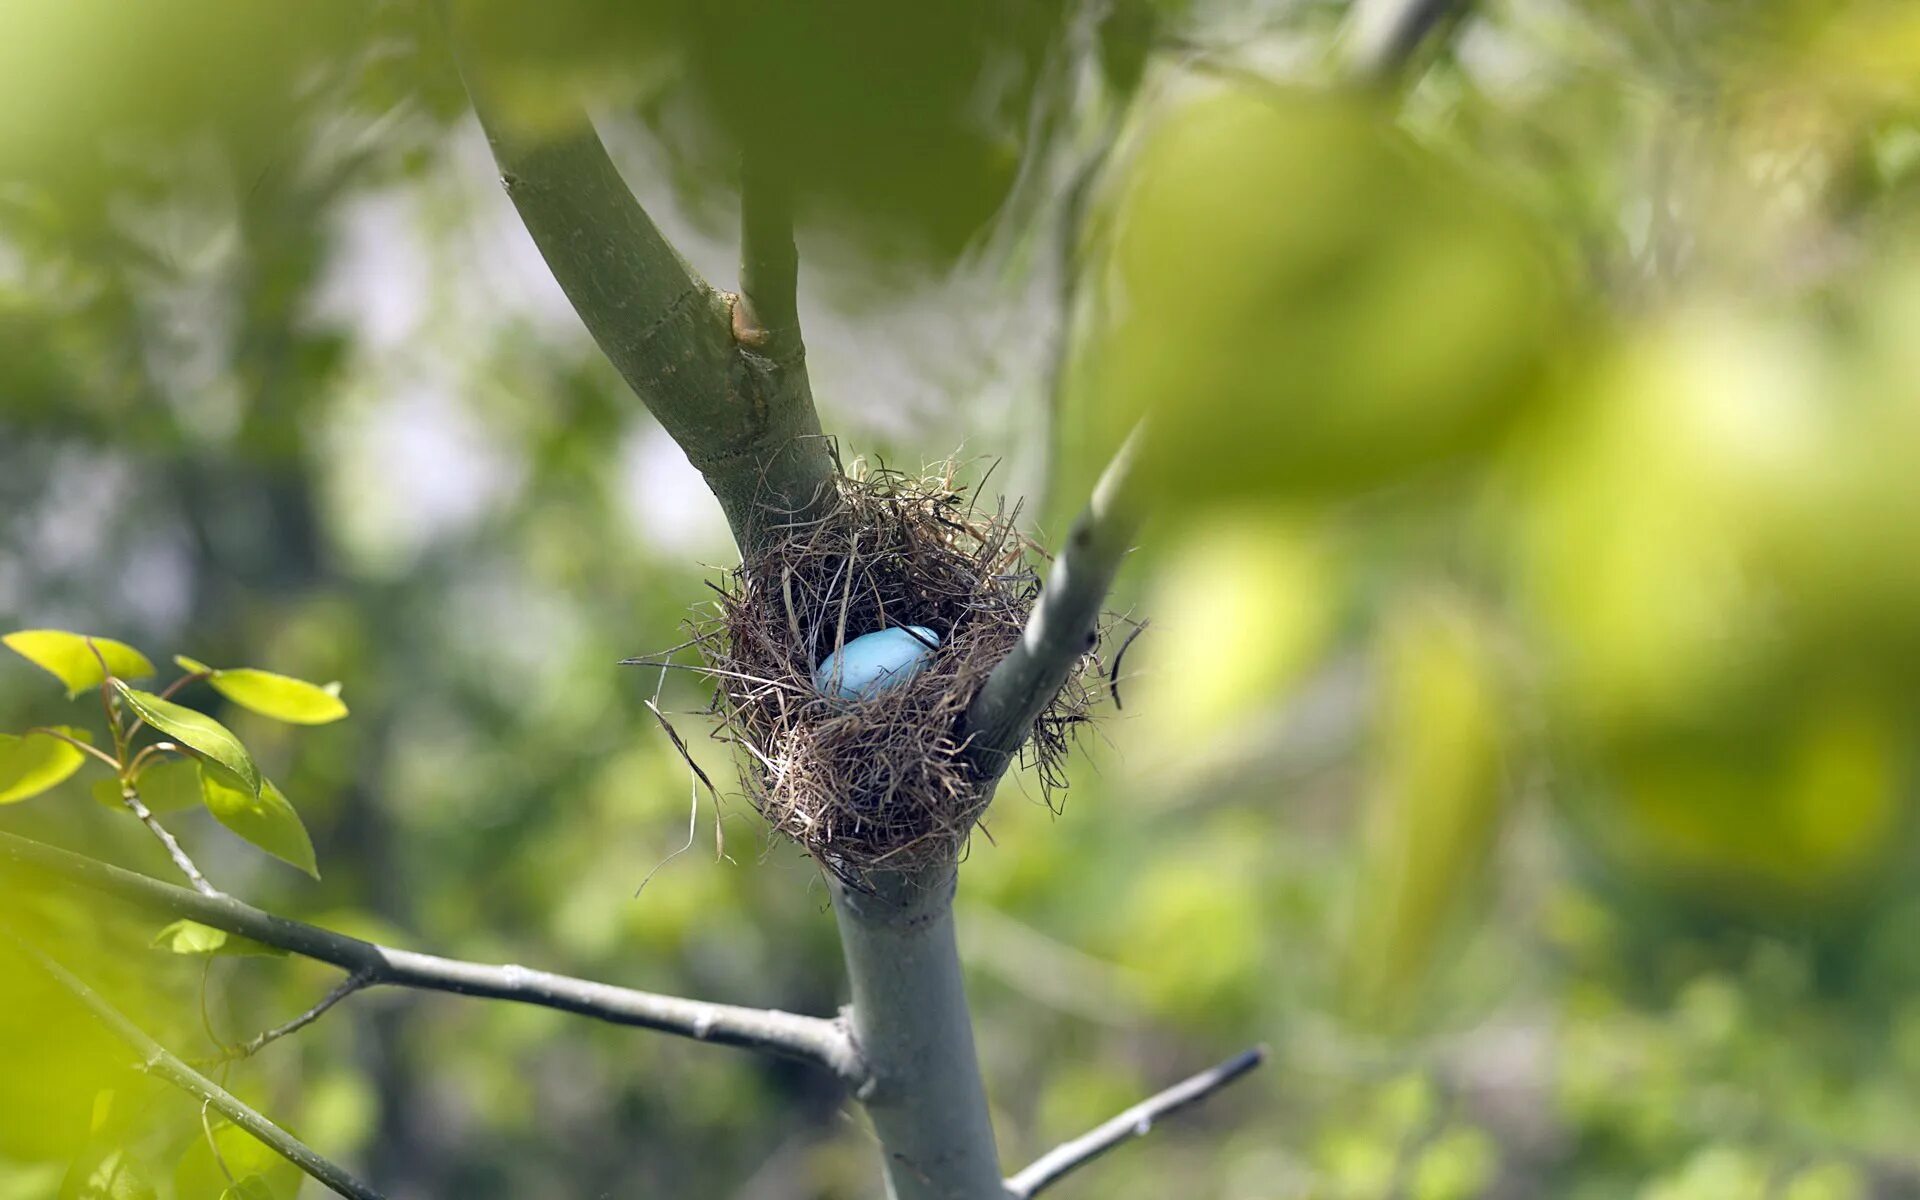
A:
[151,919,229,954]
[0,727,91,805]
[150,919,284,958]
[130,755,204,814]
[110,682,260,797]
[200,768,319,879]
[4,630,155,697]
[205,667,349,725]
[221,1179,276,1200]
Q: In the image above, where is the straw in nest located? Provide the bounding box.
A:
[689,463,1098,886]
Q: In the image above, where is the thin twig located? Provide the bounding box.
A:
[0,831,863,1084]
[1004,1046,1268,1198]
[220,970,372,1062]
[3,931,386,1200]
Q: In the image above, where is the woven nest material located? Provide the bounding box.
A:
[692,463,1099,886]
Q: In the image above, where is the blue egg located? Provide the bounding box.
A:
[813,626,941,702]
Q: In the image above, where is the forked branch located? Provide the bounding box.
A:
[5,932,386,1200]
[444,11,836,552]
[0,831,862,1082]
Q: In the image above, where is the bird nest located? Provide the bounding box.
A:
[689,463,1098,887]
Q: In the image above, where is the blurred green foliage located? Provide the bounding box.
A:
[8,0,1920,1198]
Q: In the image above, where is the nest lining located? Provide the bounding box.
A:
[695,464,1097,885]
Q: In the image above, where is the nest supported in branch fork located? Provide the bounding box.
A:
[692,463,1100,887]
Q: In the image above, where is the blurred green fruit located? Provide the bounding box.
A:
[1071,82,1566,505]
[1509,309,1914,907]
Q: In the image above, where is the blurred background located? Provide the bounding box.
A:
[7,0,1920,1196]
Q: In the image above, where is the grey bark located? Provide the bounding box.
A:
[0,831,861,1080]
[832,871,1008,1200]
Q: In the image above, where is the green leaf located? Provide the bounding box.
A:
[0,727,91,805]
[200,767,318,879]
[131,755,205,814]
[221,1179,277,1200]
[151,918,285,958]
[205,667,349,725]
[93,758,201,815]
[5,631,155,697]
[151,919,228,954]
[173,654,213,675]
[111,682,259,797]
[61,1145,158,1200]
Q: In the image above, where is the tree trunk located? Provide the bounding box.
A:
[831,871,1007,1200]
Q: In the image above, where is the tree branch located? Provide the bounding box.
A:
[962,425,1143,784]
[117,778,218,897]
[1004,1046,1267,1198]
[830,871,1007,1200]
[0,831,862,1082]
[444,15,836,553]
[218,968,371,1062]
[5,932,385,1200]
[737,145,804,365]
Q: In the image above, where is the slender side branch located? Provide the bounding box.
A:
[962,426,1143,784]
[6,934,385,1200]
[118,779,218,897]
[444,15,835,552]
[219,969,371,1062]
[1004,1046,1267,1198]
[0,832,862,1083]
[737,144,805,365]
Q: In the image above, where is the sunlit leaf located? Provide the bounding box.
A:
[0,727,91,805]
[200,768,318,879]
[4,630,155,697]
[92,759,200,815]
[110,682,259,797]
[205,667,348,725]
[151,919,284,958]
[221,1179,276,1200]
[130,755,204,814]
[150,919,227,954]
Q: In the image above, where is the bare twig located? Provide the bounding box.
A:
[220,969,372,1062]
[962,425,1143,784]
[1004,1046,1268,1198]
[0,831,863,1083]
[4,932,386,1200]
